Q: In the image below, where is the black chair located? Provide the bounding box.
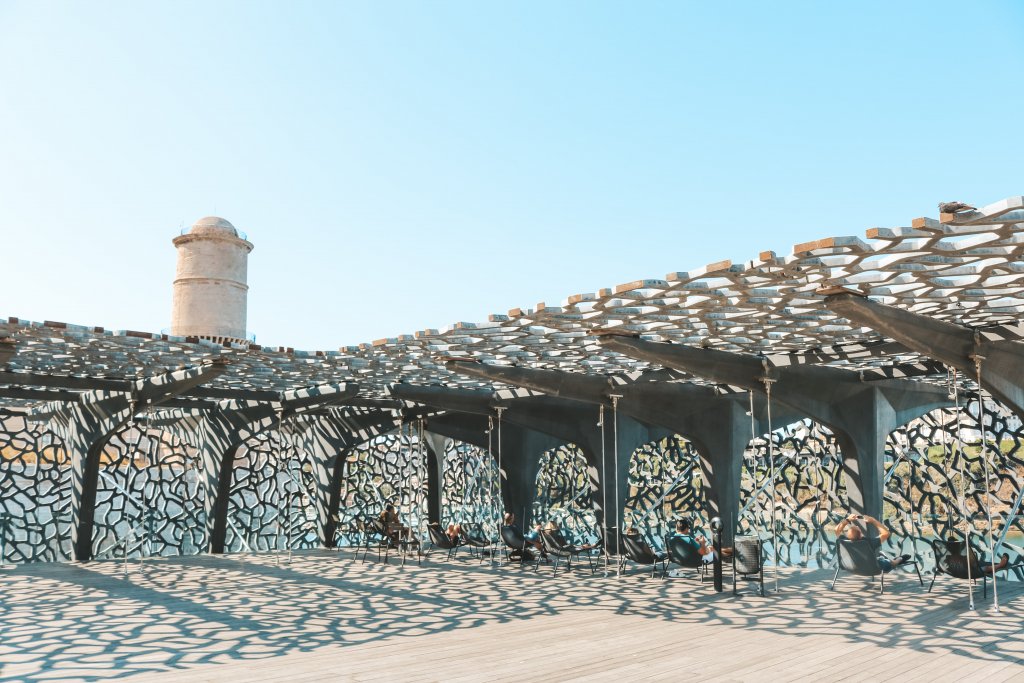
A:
[665,535,707,582]
[539,530,596,575]
[500,525,536,567]
[928,538,1020,598]
[426,524,461,561]
[359,518,392,563]
[621,534,668,578]
[731,535,764,596]
[831,538,922,594]
[460,527,493,564]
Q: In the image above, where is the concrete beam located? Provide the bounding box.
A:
[825,292,1024,419]
[446,359,617,405]
[600,335,950,518]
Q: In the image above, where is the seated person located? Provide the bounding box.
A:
[543,520,597,551]
[504,513,542,550]
[446,523,463,544]
[378,504,406,545]
[835,513,911,571]
[669,517,715,563]
[946,538,1009,576]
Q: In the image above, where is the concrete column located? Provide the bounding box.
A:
[391,384,669,546]
[316,409,402,546]
[160,384,359,553]
[33,362,227,561]
[446,361,803,544]
[424,411,563,527]
[600,336,951,519]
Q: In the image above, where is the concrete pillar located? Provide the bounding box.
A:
[600,336,951,519]
[391,384,669,548]
[32,362,227,561]
[424,412,563,527]
[160,384,359,553]
[446,361,802,544]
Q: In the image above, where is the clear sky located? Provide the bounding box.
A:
[1,1,1022,350]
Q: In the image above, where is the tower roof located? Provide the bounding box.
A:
[190,216,238,237]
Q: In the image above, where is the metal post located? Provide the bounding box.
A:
[598,405,609,575]
[747,390,760,541]
[761,371,779,593]
[951,368,975,610]
[973,354,1000,611]
[711,516,723,592]
[275,407,285,567]
[125,395,138,577]
[418,419,427,560]
[610,394,622,576]
[495,407,505,567]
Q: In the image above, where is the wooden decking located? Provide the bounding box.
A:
[1,549,1022,682]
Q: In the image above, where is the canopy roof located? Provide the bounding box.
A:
[2,196,1022,409]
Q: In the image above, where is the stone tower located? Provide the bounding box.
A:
[171,216,254,341]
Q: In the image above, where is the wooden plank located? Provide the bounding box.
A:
[2,550,1023,683]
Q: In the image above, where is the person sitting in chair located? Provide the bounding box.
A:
[946,537,1009,576]
[670,518,716,563]
[504,513,542,550]
[544,520,597,551]
[835,513,911,572]
[445,523,464,544]
[378,504,406,546]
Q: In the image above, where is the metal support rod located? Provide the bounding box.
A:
[761,374,779,593]
[610,394,622,576]
[495,407,505,567]
[125,394,139,576]
[599,405,609,575]
[274,408,285,565]
[748,390,760,541]
[418,418,426,541]
[951,368,975,610]
[973,354,1000,611]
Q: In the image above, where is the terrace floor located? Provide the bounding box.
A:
[1,548,1022,682]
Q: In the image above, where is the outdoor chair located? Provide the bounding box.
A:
[426,524,462,561]
[539,530,596,575]
[665,535,707,582]
[359,518,392,564]
[928,538,1021,599]
[620,533,668,578]
[460,527,493,564]
[830,538,922,594]
[731,535,764,596]
[500,524,536,567]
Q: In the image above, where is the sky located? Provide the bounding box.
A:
[1,1,1022,350]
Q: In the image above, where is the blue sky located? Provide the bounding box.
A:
[1,1,1022,350]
